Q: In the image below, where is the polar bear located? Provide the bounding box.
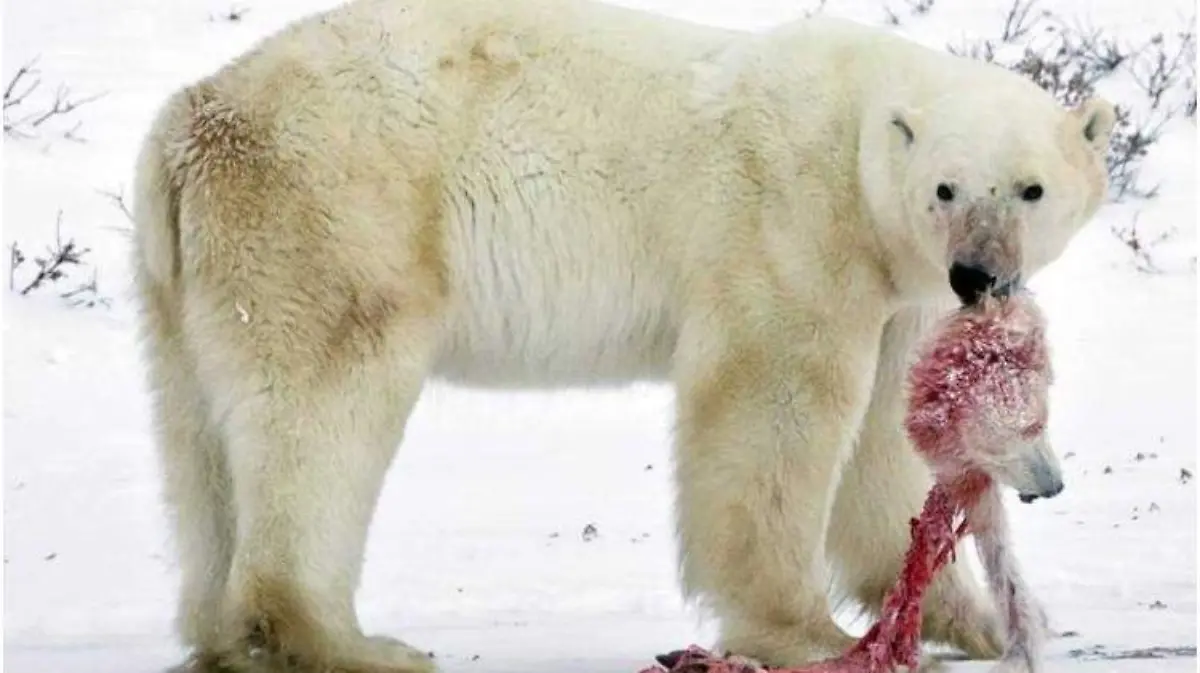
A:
[130,0,1115,670]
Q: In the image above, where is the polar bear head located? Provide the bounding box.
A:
[860,73,1116,306]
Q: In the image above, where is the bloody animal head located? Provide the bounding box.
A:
[905,293,1063,502]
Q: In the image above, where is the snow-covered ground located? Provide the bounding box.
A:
[2,0,1195,671]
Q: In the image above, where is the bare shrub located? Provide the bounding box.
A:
[1129,31,1196,113]
[4,57,104,140]
[1007,44,1097,107]
[1067,21,1134,73]
[1111,213,1176,274]
[999,0,1046,43]
[947,38,998,63]
[1106,107,1170,200]
[8,211,107,308]
[9,243,25,292]
[1186,61,1197,118]
[905,0,935,16]
[60,270,111,308]
[209,5,250,22]
[1183,28,1198,117]
[98,186,135,238]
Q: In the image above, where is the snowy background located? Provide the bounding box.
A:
[2,0,1195,671]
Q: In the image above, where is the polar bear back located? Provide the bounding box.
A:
[179,0,1085,388]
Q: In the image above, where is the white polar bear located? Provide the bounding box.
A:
[130,0,1115,670]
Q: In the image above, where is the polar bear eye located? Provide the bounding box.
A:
[936,183,956,202]
[1021,184,1044,202]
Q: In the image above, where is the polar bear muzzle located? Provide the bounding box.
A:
[945,200,1025,305]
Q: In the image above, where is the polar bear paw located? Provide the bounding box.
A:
[167,634,436,673]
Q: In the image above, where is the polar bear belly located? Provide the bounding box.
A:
[431,156,680,388]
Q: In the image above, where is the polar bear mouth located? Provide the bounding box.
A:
[945,201,1026,305]
[948,262,1023,306]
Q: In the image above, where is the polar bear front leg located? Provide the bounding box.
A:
[671,313,881,667]
[827,306,1005,660]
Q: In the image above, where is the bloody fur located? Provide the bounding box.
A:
[640,293,1055,673]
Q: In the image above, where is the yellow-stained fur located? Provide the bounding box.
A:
[131,0,1114,670]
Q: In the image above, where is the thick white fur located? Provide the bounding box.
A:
[972,487,1051,673]
[131,0,1115,670]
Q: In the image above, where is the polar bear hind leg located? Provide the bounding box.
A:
[134,85,444,673]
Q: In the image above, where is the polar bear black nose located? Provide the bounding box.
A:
[948,263,995,305]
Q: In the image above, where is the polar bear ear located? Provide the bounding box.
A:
[1075,97,1117,151]
[890,109,918,147]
